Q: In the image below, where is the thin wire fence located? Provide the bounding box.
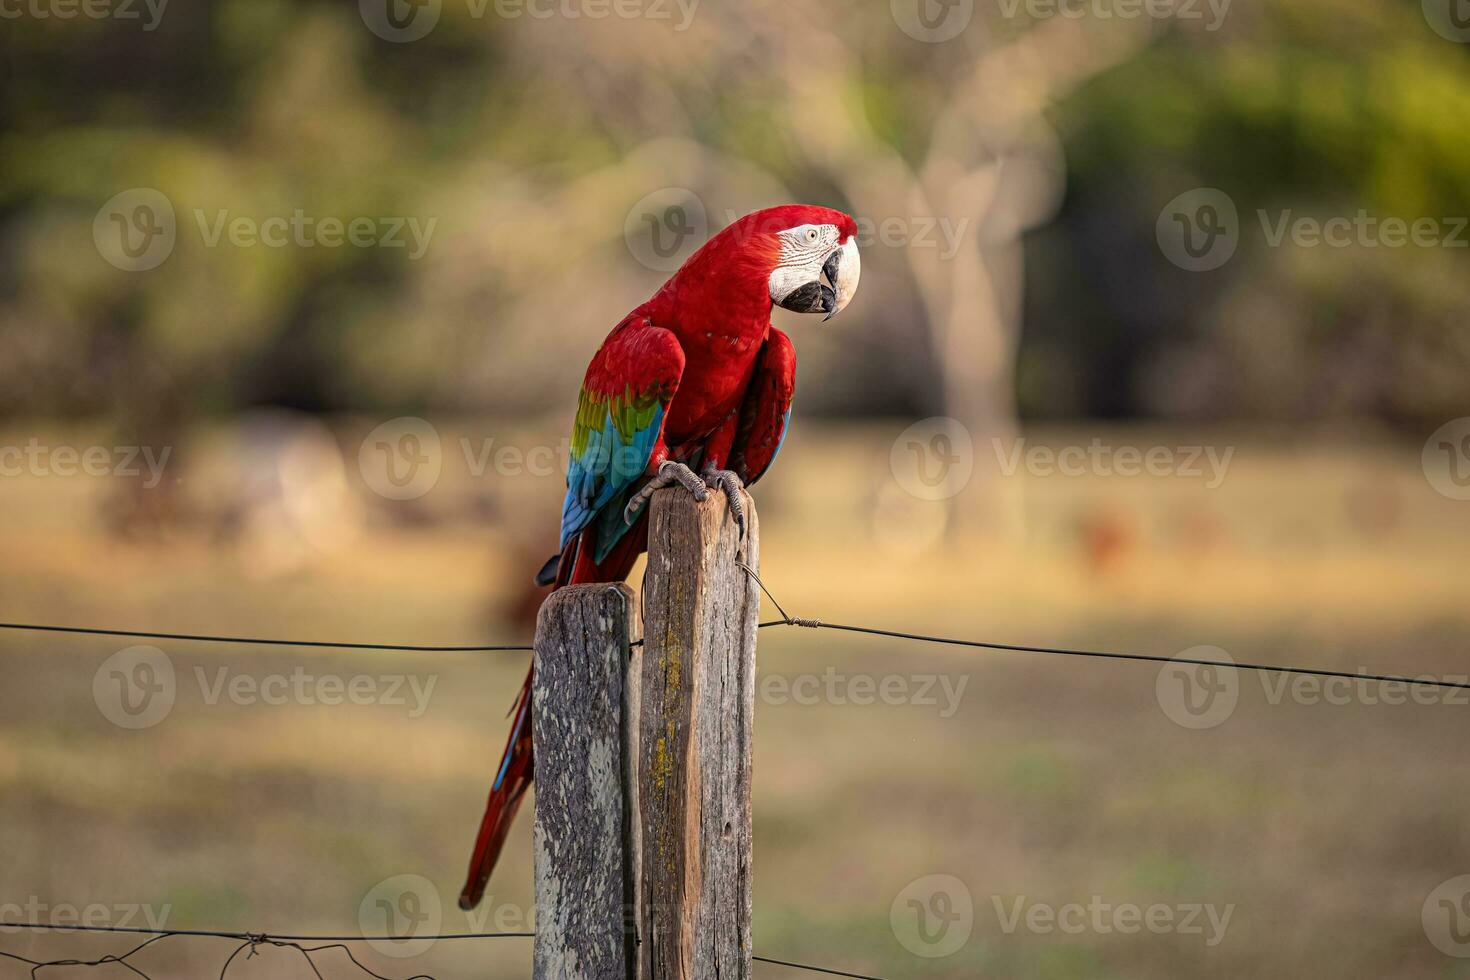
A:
[0,924,514,980]
[2,568,1465,980]
[0,622,531,653]
[0,921,883,980]
[6,564,1469,691]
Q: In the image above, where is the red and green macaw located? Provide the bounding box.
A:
[460,204,860,908]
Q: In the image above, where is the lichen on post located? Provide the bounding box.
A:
[532,581,641,980]
[636,488,758,980]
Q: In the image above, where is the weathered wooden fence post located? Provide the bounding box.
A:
[637,487,759,980]
[531,488,757,980]
[532,582,641,980]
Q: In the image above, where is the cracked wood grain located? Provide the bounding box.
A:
[533,582,640,980]
[637,488,758,980]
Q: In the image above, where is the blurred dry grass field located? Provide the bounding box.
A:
[2,420,1469,979]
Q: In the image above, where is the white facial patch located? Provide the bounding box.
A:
[768,223,840,303]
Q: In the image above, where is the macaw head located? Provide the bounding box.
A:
[754,204,861,320]
[665,204,861,323]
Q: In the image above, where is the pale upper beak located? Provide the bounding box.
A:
[822,236,861,321]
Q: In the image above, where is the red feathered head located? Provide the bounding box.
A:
[658,204,861,324]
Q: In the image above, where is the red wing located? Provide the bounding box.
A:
[561,316,684,550]
[730,327,796,486]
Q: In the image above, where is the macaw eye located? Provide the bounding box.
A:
[805,228,819,243]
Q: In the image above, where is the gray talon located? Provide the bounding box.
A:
[624,461,708,525]
[703,467,747,541]
[667,461,709,500]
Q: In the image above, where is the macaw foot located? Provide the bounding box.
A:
[702,467,746,542]
[624,461,708,526]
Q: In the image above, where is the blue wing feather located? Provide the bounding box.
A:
[557,320,684,559]
[560,403,665,549]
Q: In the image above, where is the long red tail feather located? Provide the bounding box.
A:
[458,519,649,909]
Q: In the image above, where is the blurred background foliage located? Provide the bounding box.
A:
[3,0,1467,429]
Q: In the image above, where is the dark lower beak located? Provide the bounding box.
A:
[776,281,836,317]
[819,250,843,321]
[822,249,842,288]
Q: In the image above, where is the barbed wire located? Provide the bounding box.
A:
[0,922,886,980]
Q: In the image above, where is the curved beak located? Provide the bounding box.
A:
[773,237,862,319]
[821,237,860,321]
